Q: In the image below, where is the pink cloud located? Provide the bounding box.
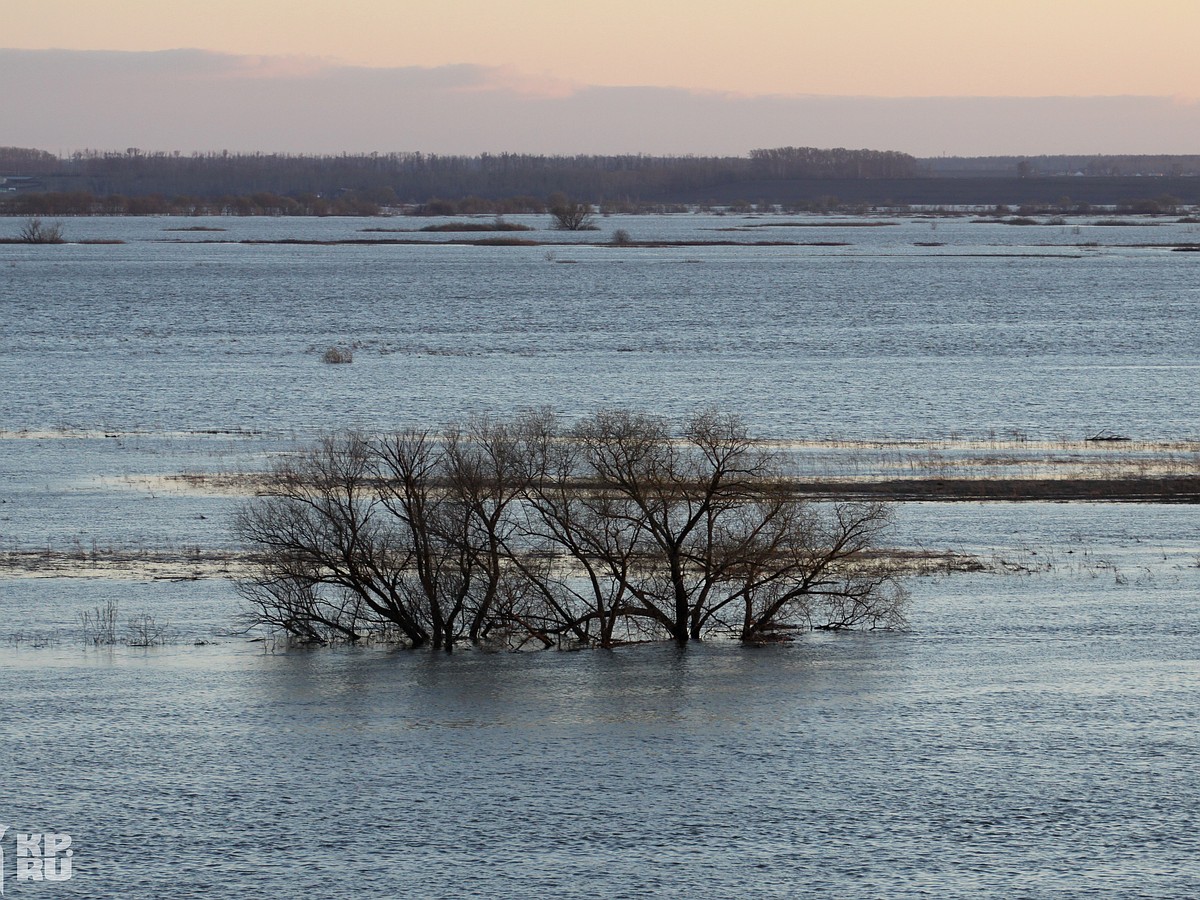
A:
[3,49,1199,156]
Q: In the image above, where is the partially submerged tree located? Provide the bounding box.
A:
[528,409,906,644]
[236,409,907,649]
[17,217,65,244]
[547,192,597,231]
[235,434,429,646]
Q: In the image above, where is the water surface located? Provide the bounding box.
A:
[1,214,1197,897]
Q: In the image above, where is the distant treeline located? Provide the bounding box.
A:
[0,190,385,218]
[1,146,915,204]
[922,154,1200,178]
[0,190,865,218]
[4,146,1200,213]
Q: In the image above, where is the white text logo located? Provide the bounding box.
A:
[0,828,74,893]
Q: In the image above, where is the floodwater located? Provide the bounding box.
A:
[1,213,1198,897]
[3,213,1199,439]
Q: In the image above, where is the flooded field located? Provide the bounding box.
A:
[1,213,1197,896]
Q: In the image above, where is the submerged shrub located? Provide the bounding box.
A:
[547,194,598,231]
[126,613,172,647]
[322,346,353,364]
[17,217,65,244]
[80,599,119,645]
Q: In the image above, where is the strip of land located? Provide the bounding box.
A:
[0,545,990,581]
[119,471,1200,503]
[789,476,1200,503]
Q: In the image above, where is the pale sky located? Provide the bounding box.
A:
[8,0,1200,98]
[5,1,1200,154]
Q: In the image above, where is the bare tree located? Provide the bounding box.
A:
[426,415,539,647]
[714,497,908,642]
[18,218,65,244]
[514,409,642,648]
[373,428,465,649]
[547,193,597,231]
[234,409,908,650]
[569,409,776,643]
[529,409,906,645]
[235,434,429,646]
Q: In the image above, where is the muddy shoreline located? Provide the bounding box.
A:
[790,475,1200,502]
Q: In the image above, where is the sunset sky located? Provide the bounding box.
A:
[5,0,1199,155]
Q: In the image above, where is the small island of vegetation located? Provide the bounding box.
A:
[236,408,906,651]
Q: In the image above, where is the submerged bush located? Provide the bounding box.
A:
[80,599,119,645]
[125,613,172,647]
[17,217,65,243]
[78,600,173,647]
[548,194,598,231]
[321,346,353,364]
